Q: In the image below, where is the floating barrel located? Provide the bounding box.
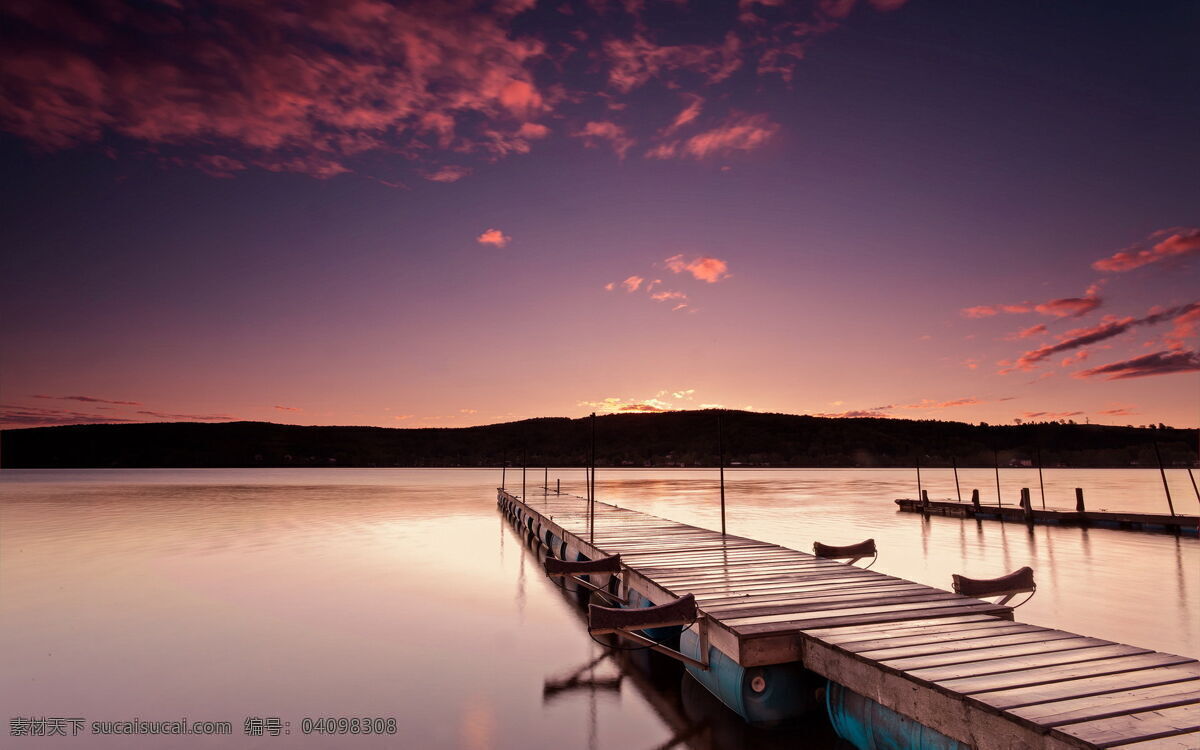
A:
[680,630,818,726]
[826,681,968,750]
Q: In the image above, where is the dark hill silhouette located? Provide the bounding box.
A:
[2,410,1196,469]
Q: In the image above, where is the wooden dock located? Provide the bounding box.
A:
[500,487,1200,750]
[896,498,1200,536]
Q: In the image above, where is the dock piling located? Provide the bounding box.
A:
[1036,446,1046,510]
[971,488,980,510]
[993,448,1002,506]
[1020,487,1033,523]
[1075,487,1086,512]
[718,411,726,536]
[1152,433,1176,518]
[952,456,962,503]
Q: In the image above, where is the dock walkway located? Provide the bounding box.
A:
[500,487,1200,750]
[895,498,1200,536]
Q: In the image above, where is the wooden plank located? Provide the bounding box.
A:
[1011,682,1200,727]
[742,602,1010,635]
[1108,731,1200,749]
[803,613,1004,640]
[910,645,1152,683]
[882,637,1115,672]
[837,623,1044,652]
[855,628,1081,661]
[940,653,1196,695]
[708,591,967,621]
[1053,703,1200,748]
[972,665,1200,711]
[729,595,994,629]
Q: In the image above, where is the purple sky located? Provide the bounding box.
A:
[1,0,1198,429]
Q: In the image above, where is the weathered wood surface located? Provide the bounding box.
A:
[896,498,1200,535]
[500,488,1200,749]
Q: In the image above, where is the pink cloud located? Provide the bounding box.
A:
[476,228,512,248]
[812,408,893,418]
[1074,350,1200,380]
[1005,302,1199,372]
[603,32,741,94]
[603,281,616,291]
[1093,228,1200,272]
[273,405,301,412]
[422,166,473,183]
[650,113,779,160]
[663,95,704,135]
[1015,324,1048,339]
[622,275,644,293]
[0,1,548,178]
[650,290,687,302]
[664,254,730,283]
[574,121,634,158]
[1034,295,1101,318]
[1164,305,1200,351]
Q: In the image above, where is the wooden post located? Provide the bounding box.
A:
[921,489,930,508]
[1075,487,1086,513]
[993,448,1002,507]
[1152,433,1176,517]
[590,412,597,543]
[522,447,526,502]
[971,488,981,510]
[1020,487,1033,523]
[1036,446,1046,510]
[501,459,506,489]
[556,478,560,495]
[718,411,726,536]
[916,455,923,507]
[544,466,548,495]
[1190,468,1200,505]
[952,456,962,503]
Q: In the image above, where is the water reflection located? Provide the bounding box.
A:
[1,467,1195,750]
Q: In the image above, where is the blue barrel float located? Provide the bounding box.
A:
[678,629,817,726]
[826,681,968,750]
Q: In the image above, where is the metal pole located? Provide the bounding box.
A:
[1152,433,1176,517]
[501,456,506,489]
[544,466,548,495]
[1189,468,1200,505]
[952,455,962,503]
[1036,446,1046,510]
[993,447,1002,507]
[590,412,597,543]
[522,447,526,503]
[718,411,726,536]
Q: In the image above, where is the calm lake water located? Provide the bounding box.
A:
[2,468,1197,749]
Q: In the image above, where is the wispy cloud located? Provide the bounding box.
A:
[622,275,645,293]
[1003,302,1198,372]
[1093,228,1200,272]
[1074,350,1200,380]
[422,166,473,183]
[476,228,511,248]
[1,404,141,428]
[574,121,634,158]
[136,410,234,421]
[33,394,142,405]
[273,405,301,412]
[649,113,779,160]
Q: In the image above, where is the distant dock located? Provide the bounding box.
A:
[896,497,1200,536]
[500,487,1200,749]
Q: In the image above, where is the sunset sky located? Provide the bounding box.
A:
[1,0,1197,430]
